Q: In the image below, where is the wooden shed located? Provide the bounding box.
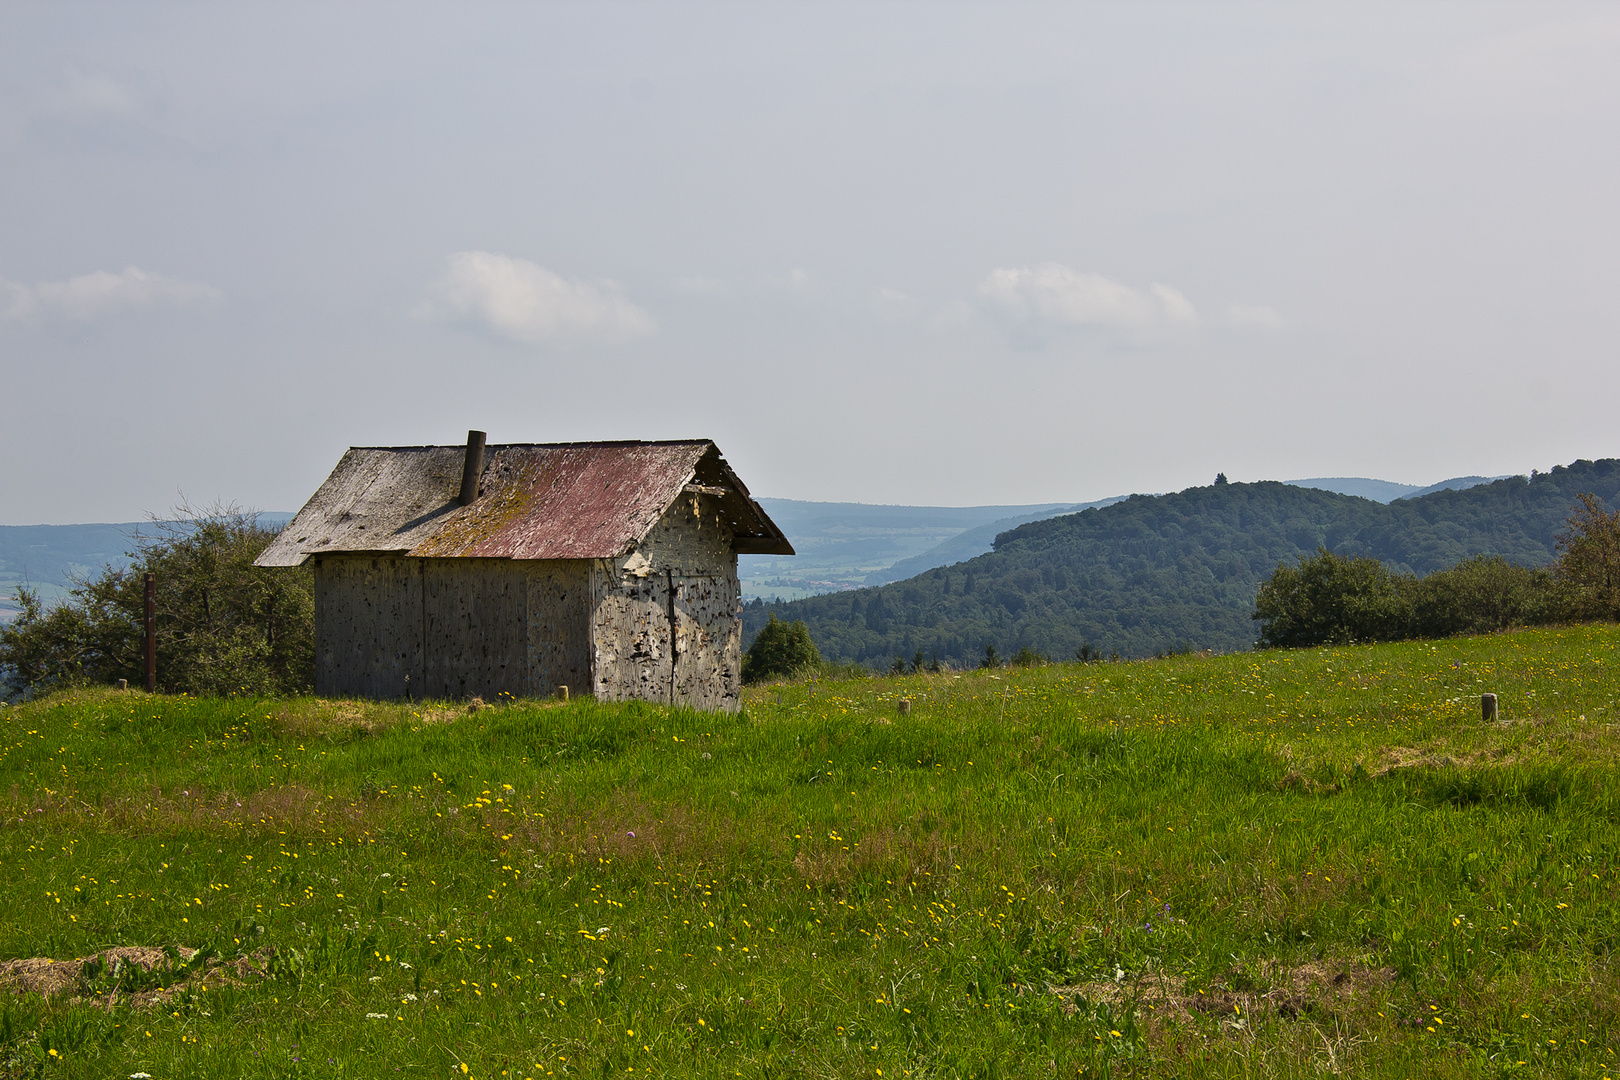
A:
[255,434,792,712]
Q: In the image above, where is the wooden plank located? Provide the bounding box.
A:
[671,570,742,712]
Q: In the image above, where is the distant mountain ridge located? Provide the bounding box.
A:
[746,459,1620,666]
[741,498,1079,600]
[863,496,1130,585]
[1283,475,1507,502]
[0,513,293,622]
[746,475,1514,599]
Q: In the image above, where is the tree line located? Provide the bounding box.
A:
[1252,493,1620,648]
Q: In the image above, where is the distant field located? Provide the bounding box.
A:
[2,625,1618,1077]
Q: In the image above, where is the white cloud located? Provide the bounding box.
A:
[1228,304,1284,330]
[1151,284,1200,325]
[425,251,655,345]
[3,267,221,321]
[978,263,1197,330]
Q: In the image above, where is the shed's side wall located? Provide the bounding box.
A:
[525,561,593,698]
[313,555,424,699]
[422,559,530,700]
[314,555,590,700]
[591,493,742,712]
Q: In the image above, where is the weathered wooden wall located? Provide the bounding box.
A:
[421,559,530,700]
[591,492,742,712]
[312,555,424,699]
[525,560,593,698]
[313,556,591,701]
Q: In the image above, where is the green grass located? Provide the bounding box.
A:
[3,625,1620,1078]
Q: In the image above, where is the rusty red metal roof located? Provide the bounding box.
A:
[255,439,793,567]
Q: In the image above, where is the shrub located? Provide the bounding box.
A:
[0,505,312,699]
[742,615,820,683]
[1407,556,1562,638]
[1252,548,1407,648]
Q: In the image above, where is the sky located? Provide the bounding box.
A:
[3,2,1619,524]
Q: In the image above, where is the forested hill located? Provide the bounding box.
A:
[743,458,1620,666]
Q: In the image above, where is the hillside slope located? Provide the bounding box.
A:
[863,495,1129,585]
[746,459,1620,665]
[739,498,1073,599]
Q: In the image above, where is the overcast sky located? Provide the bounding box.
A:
[4,3,1619,524]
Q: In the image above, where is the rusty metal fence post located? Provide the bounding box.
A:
[144,573,156,693]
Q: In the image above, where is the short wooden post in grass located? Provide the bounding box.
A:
[898,699,912,717]
[1482,693,1499,722]
[116,679,127,691]
[557,685,570,702]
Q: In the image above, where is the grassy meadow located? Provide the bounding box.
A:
[3,626,1620,1078]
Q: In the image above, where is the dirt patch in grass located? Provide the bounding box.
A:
[0,945,270,1007]
[1053,959,1396,1025]
[273,698,383,737]
[1369,745,1509,776]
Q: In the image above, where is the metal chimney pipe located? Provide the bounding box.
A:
[458,430,486,506]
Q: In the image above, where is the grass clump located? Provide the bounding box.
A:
[1,625,1619,1077]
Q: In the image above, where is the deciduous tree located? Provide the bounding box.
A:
[1556,492,1620,619]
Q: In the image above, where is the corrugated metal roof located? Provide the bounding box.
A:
[255,440,794,567]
